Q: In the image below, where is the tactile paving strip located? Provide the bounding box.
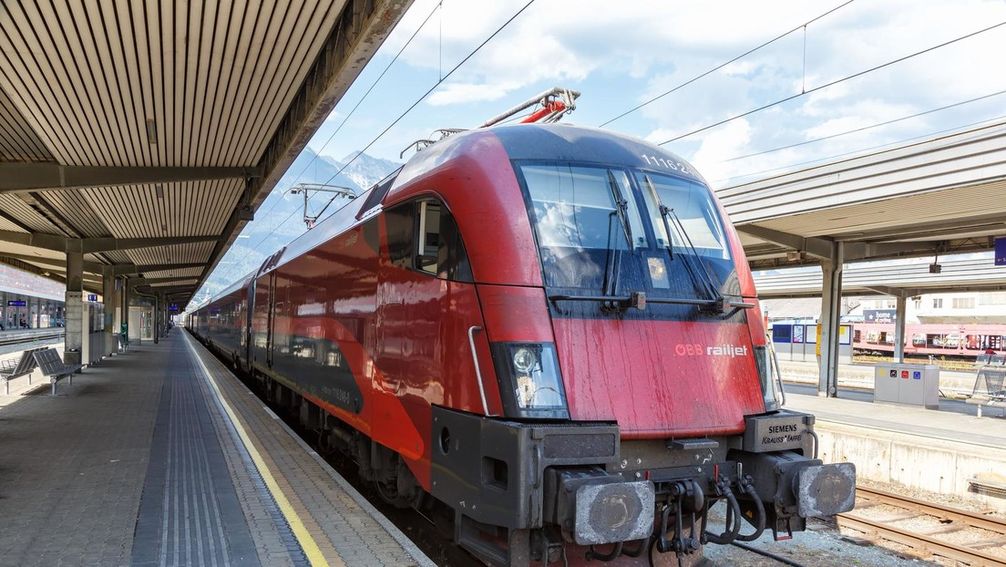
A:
[183,332,434,567]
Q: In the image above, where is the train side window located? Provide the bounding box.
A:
[385,202,414,269]
[417,200,473,281]
[437,207,473,282]
[387,198,472,281]
[417,201,441,273]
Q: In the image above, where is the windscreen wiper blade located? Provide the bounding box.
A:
[641,174,726,312]
[608,171,634,246]
[548,292,754,311]
[664,206,723,303]
[599,171,634,301]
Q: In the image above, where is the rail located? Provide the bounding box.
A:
[0,329,64,347]
[837,486,1006,565]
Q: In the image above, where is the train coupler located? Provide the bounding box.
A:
[656,479,703,557]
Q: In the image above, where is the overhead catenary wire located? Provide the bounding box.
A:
[303,0,538,223]
[244,1,444,235]
[658,20,1006,145]
[219,0,536,284]
[711,112,1006,186]
[598,0,856,128]
[721,88,1006,163]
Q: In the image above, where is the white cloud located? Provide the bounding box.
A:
[350,0,1006,183]
[427,82,516,106]
[689,119,754,183]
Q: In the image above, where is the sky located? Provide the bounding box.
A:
[194,0,1006,305]
[304,0,1006,187]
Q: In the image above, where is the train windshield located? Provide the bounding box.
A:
[519,162,737,298]
[636,172,730,261]
[520,164,647,251]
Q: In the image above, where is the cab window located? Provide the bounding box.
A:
[384,198,472,281]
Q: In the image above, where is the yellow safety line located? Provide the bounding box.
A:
[184,335,334,567]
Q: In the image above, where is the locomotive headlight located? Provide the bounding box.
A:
[491,342,569,419]
[512,347,537,373]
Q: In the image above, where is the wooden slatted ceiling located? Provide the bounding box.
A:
[0,195,60,234]
[143,267,206,279]
[0,0,412,299]
[94,251,132,265]
[126,241,215,267]
[79,179,244,239]
[0,90,53,162]
[42,191,110,238]
[149,279,199,287]
[0,216,28,233]
[0,0,345,168]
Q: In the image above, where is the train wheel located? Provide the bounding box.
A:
[374,453,423,509]
[375,476,407,508]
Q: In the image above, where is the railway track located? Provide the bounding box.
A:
[0,331,63,347]
[837,486,1006,565]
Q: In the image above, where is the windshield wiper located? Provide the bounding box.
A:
[600,210,619,298]
[608,171,634,247]
[642,174,751,314]
[664,206,720,300]
[598,171,634,302]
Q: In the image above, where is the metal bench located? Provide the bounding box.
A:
[966,366,1006,417]
[33,348,83,396]
[0,347,43,395]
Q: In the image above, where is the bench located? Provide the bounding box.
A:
[966,366,1006,417]
[33,348,83,396]
[0,347,44,395]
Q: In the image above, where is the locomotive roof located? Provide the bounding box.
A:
[487,123,705,184]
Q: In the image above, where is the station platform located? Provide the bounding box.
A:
[787,392,1006,448]
[0,332,433,567]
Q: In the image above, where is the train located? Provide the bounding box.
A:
[770,319,1006,360]
[853,322,1006,358]
[188,121,855,566]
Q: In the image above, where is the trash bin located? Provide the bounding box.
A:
[874,363,940,409]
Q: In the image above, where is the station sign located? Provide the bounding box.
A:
[864,309,896,324]
[996,237,1006,266]
[87,294,98,302]
[168,303,179,312]
[6,300,26,307]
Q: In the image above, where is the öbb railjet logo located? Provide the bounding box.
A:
[706,344,749,357]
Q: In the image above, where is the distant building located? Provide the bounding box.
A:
[763,291,1006,325]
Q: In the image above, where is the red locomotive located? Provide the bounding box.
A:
[189,96,855,565]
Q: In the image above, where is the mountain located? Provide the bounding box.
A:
[195,149,401,302]
[339,151,402,190]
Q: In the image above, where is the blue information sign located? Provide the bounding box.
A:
[87,294,98,302]
[996,237,1006,266]
[168,303,179,312]
[6,300,26,307]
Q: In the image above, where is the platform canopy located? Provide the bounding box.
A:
[754,255,1006,299]
[719,120,1006,270]
[0,0,411,304]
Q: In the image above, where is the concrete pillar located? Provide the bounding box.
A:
[153,294,160,344]
[102,268,115,356]
[894,294,907,363]
[64,249,84,367]
[817,241,844,397]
